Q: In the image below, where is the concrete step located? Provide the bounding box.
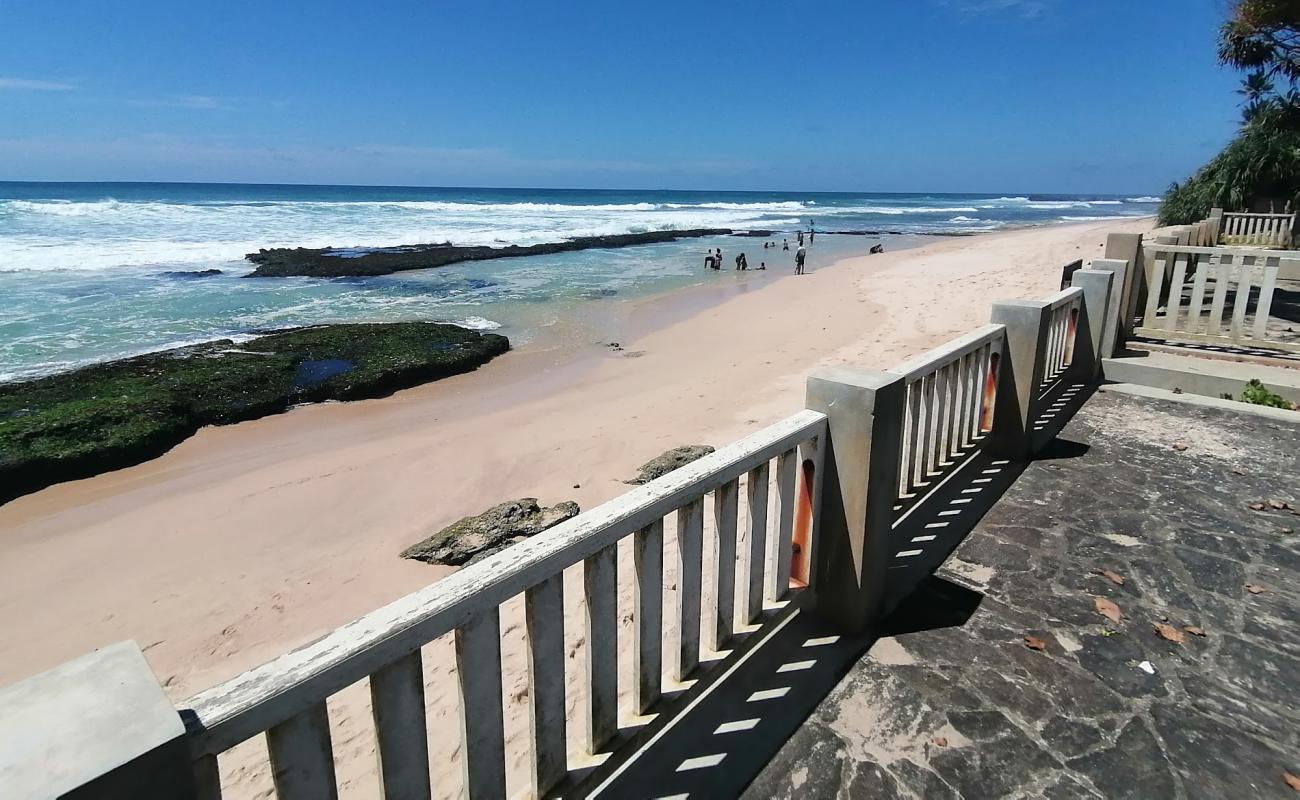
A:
[1098,383,1300,423]
[1103,350,1300,405]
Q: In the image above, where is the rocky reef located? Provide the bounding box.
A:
[246,228,734,278]
[0,322,509,503]
[400,498,580,566]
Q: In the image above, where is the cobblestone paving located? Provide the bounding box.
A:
[746,391,1300,799]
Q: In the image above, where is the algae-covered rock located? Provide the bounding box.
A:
[625,445,715,484]
[0,322,509,504]
[401,498,580,566]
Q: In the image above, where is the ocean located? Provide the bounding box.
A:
[0,183,1159,381]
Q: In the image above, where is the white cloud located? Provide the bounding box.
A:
[938,0,1054,19]
[0,77,77,91]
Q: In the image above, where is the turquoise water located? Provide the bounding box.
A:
[0,183,1158,380]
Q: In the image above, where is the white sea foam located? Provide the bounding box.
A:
[948,216,980,222]
[1059,214,1148,221]
[2,198,125,216]
[1026,201,1097,209]
[816,205,980,216]
[1125,196,1161,203]
[0,191,1153,277]
[454,316,502,331]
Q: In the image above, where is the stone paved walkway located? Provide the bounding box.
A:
[746,390,1300,799]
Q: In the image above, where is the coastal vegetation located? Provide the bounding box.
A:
[1240,378,1297,408]
[246,228,733,278]
[1161,0,1300,224]
[0,322,508,503]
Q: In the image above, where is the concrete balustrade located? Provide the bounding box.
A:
[1219,210,1295,247]
[1,262,1115,799]
[1132,237,1299,353]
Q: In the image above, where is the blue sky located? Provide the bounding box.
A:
[0,0,1244,193]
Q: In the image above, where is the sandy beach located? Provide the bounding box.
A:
[0,217,1149,796]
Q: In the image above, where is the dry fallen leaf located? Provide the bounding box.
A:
[1247,584,1268,595]
[1184,626,1207,637]
[1100,569,1126,586]
[1284,770,1300,791]
[932,736,948,747]
[1232,467,1247,475]
[1095,596,1122,624]
[1268,499,1293,510]
[1024,635,1048,652]
[1153,622,1185,643]
[1249,502,1267,511]
[1172,443,1189,452]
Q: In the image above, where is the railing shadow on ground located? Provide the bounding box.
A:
[1127,335,1300,364]
[582,382,1097,799]
[584,577,982,800]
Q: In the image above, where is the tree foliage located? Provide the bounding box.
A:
[1160,1,1300,224]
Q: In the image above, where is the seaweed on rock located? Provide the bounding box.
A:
[0,322,509,503]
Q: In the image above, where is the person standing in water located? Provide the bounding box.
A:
[782,238,789,251]
[795,244,807,275]
[797,231,804,247]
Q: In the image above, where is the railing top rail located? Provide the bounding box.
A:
[889,323,1005,382]
[181,408,826,757]
[1043,285,1084,310]
[1223,211,1295,219]
[1142,243,1299,259]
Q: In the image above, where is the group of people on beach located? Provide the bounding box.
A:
[705,248,767,271]
[706,221,814,275]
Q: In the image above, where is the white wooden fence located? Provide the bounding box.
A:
[1219,211,1296,247]
[1135,240,1299,353]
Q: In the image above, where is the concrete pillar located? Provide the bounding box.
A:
[805,367,905,634]
[1104,232,1143,343]
[0,642,196,799]
[1084,258,1128,362]
[1068,268,1114,379]
[985,299,1051,459]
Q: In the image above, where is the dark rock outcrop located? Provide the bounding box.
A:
[0,322,509,505]
[246,228,733,278]
[400,498,580,566]
[162,269,223,278]
[625,444,715,484]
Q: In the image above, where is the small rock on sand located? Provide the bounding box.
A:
[400,498,580,566]
[625,445,715,484]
